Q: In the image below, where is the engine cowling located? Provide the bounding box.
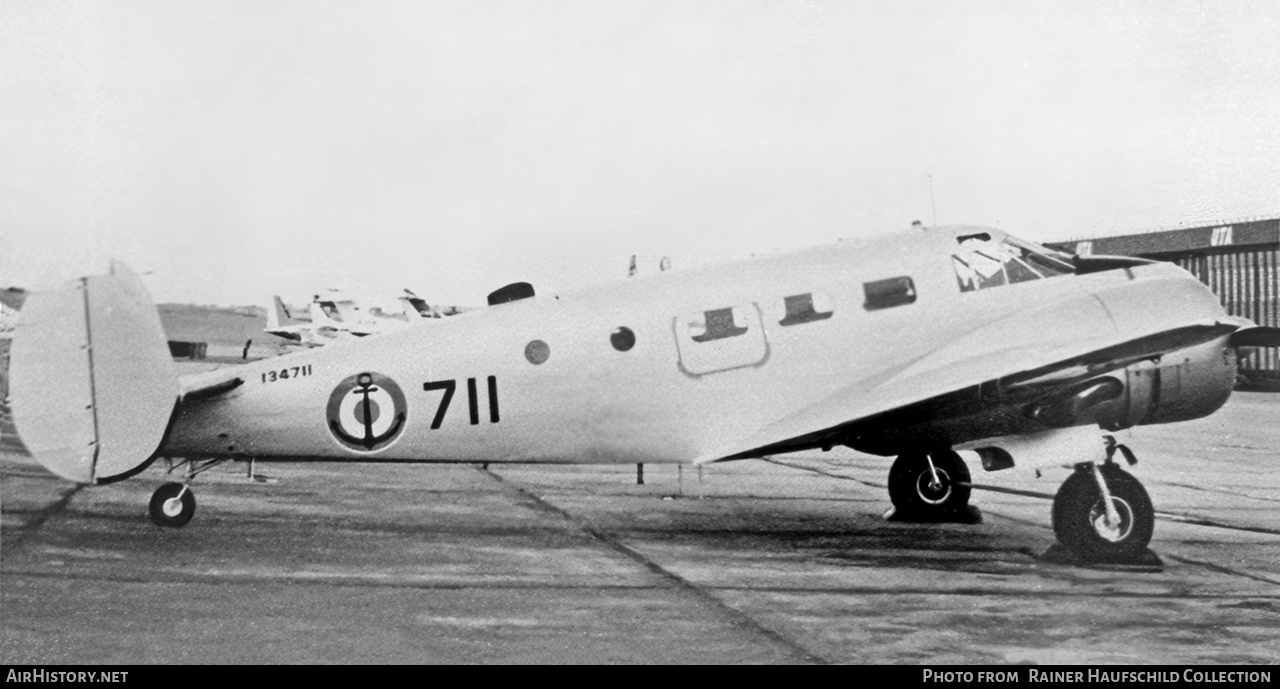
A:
[1087,336,1237,430]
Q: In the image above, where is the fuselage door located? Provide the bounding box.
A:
[673,303,770,376]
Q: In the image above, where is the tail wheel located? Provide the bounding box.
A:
[888,450,971,516]
[149,482,197,528]
[1052,464,1154,559]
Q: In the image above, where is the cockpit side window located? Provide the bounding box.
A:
[953,234,1073,293]
[1005,235,1074,277]
[319,302,344,321]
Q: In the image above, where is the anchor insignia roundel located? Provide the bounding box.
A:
[326,372,408,452]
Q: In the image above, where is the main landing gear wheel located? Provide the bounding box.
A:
[1052,464,1153,561]
[149,482,197,528]
[888,450,972,520]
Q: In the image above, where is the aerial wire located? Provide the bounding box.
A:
[929,174,938,226]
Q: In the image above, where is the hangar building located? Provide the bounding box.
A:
[1050,216,1279,381]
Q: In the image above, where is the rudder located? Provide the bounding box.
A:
[9,261,178,483]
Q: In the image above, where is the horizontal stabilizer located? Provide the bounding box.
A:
[9,262,178,483]
[180,371,245,400]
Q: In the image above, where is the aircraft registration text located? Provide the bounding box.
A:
[261,364,313,384]
[423,376,500,429]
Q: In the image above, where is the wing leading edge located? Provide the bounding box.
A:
[692,319,1245,465]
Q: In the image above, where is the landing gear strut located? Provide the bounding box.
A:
[1051,462,1154,561]
[887,450,974,521]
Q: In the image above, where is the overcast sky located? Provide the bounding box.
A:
[1,0,1277,306]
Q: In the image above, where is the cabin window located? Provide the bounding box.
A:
[525,340,550,365]
[689,307,750,342]
[863,277,916,310]
[779,292,834,326]
[610,327,636,352]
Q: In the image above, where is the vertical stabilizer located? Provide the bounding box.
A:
[9,262,178,483]
[267,295,291,331]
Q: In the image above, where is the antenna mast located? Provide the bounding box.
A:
[929,175,938,226]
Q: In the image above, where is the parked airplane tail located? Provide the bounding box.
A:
[266,295,292,331]
[8,262,179,484]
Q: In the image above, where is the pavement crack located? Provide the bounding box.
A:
[1149,479,1280,505]
[479,466,829,665]
[1153,512,1280,536]
[764,457,885,490]
[1163,554,1280,586]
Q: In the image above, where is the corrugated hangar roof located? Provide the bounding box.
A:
[1048,217,1279,257]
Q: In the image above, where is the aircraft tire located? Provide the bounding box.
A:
[1052,464,1153,560]
[149,482,197,528]
[888,450,971,517]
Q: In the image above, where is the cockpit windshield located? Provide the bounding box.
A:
[951,233,1074,293]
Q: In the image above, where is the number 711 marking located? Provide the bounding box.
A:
[422,376,499,429]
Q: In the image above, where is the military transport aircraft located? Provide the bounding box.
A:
[8,226,1278,561]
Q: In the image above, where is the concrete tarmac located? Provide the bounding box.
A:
[2,393,1277,665]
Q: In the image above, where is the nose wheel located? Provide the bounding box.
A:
[149,482,197,528]
[1052,463,1154,561]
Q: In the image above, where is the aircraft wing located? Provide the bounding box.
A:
[694,319,1244,464]
[1232,325,1280,348]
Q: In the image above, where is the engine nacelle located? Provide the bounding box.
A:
[1088,336,1237,430]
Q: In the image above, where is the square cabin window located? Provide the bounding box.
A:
[863,276,916,310]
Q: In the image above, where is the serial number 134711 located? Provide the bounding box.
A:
[261,364,313,384]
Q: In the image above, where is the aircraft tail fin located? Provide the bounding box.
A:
[266,295,293,331]
[8,262,179,484]
[400,294,438,319]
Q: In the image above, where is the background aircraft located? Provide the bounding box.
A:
[7,226,1277,563]
[265,289,469,346]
